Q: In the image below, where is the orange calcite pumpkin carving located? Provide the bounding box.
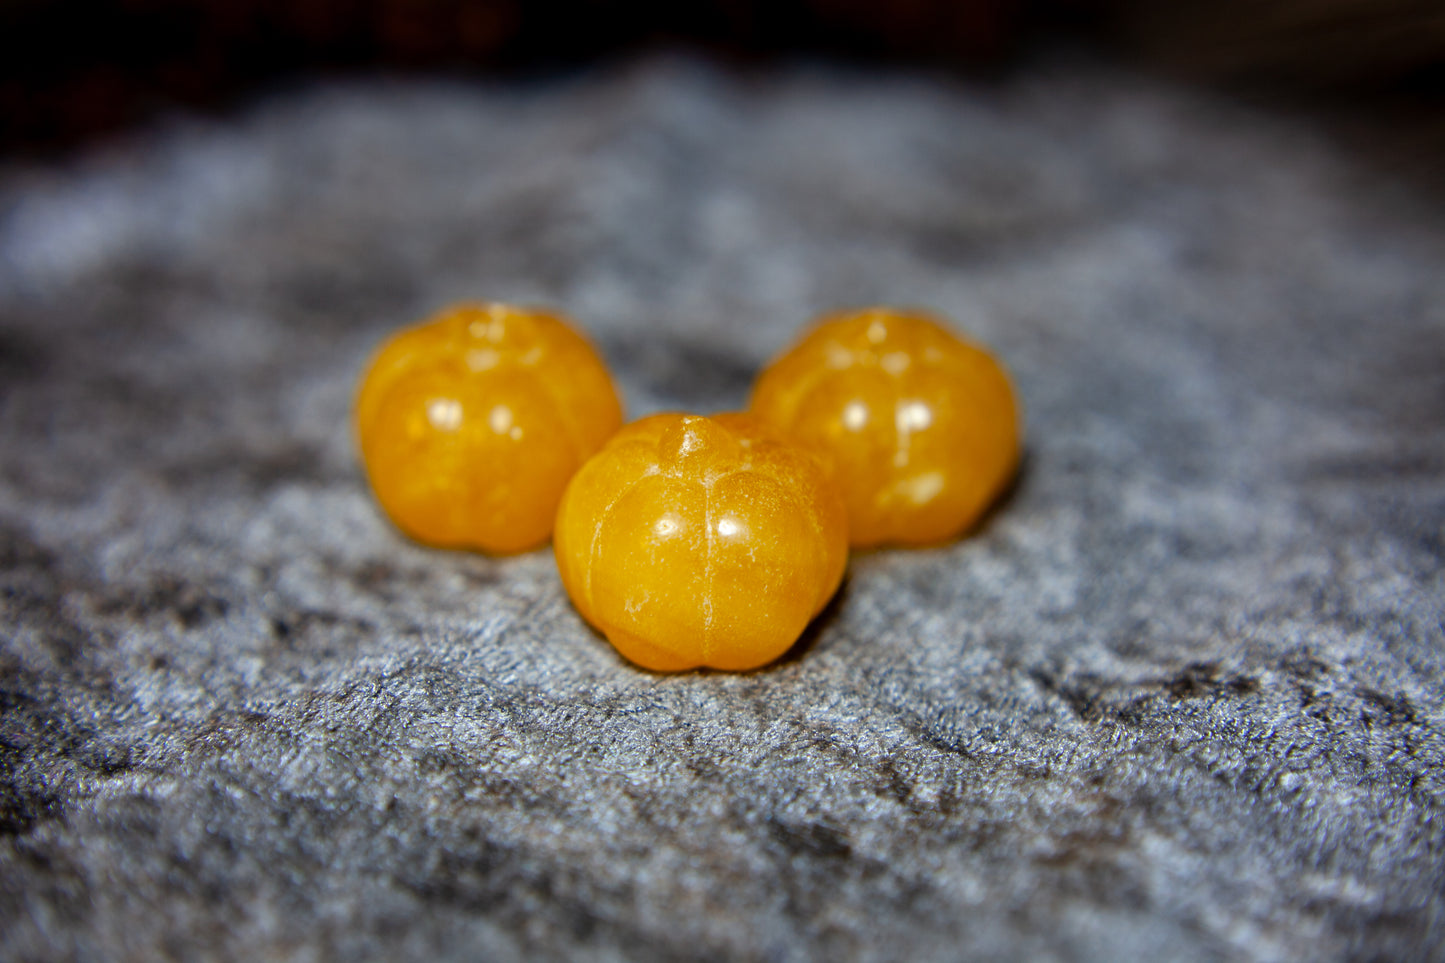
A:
[751,307,1021,548]
[356,302,623,554]
[554,412,848,671]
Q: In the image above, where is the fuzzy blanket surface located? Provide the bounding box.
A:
[1,56,1442,962]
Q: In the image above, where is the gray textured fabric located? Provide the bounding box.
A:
[1,56,1443,962]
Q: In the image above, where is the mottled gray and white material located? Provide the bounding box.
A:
[1,56,1442,962]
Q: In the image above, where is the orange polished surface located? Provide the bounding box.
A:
[554,413,848,672]
[750,308,1021,547]
[355,303,623,554]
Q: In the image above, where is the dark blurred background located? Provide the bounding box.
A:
[2,0,1442,156]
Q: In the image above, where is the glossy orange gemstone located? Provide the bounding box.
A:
[355,302,623,554]
[750,307,1021,547]
[554,412,848,672]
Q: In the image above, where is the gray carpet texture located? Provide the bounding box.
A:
[1,56,1443,962]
